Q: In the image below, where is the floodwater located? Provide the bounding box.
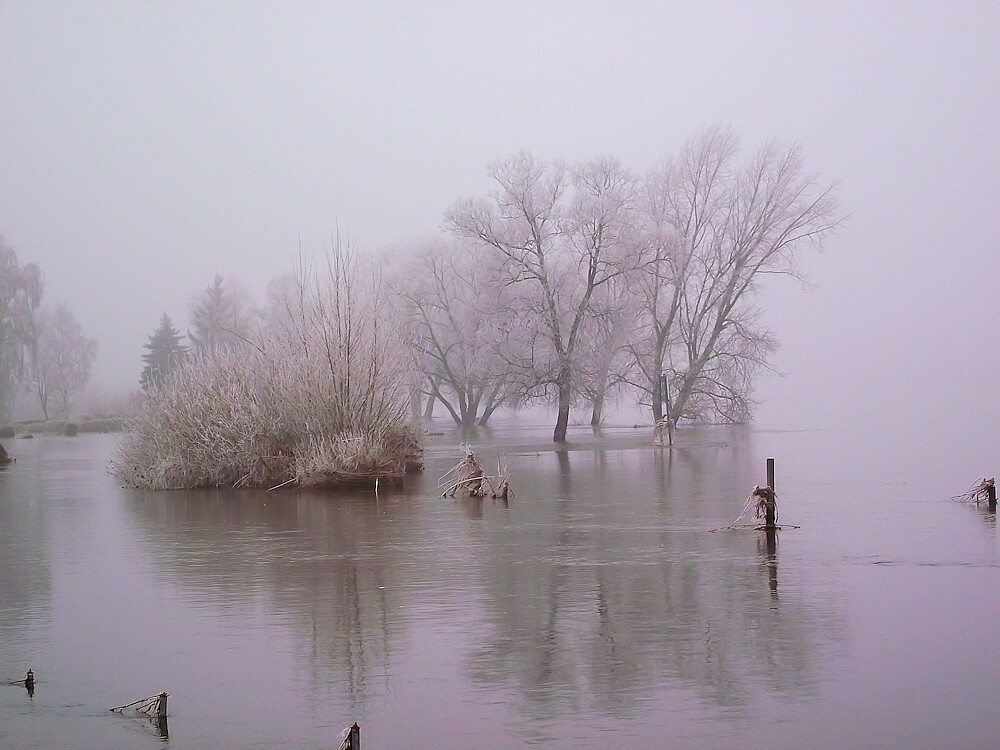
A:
[1,420,998,749]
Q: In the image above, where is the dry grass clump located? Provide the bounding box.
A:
[113,250,421,490]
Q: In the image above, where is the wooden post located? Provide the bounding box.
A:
[988,481,997,512]
[764,490,776,529]
[156,693,168,719]
[157,716,169,740]
[763,458,777,529]
[350,722,360,749]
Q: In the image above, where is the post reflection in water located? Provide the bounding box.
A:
[758,528,779,601]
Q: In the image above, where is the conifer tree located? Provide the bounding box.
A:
[140,314,187,390]
[188,274,252,355]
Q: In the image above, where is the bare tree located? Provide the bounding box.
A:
[28,305,98,419]
[627,128,840,424]
[576,286,637,426]
[0,237,43,423]
[448,154,642,442]
[623,138,715,421]
[390,241,510,427]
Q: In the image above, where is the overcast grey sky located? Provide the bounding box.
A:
[1,1,996,430]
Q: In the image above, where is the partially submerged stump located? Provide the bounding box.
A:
[9,669,34,695]
[439,445,513,501]
[338,722,360,750]
[952,477,995,504]
[440,445,485,497]
[110,691,168,718]
[953,477,996,510]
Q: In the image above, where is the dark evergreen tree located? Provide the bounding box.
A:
[140,314,188,390]
[188,274,252,355]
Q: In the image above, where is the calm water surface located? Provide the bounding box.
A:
[1,421,998,749]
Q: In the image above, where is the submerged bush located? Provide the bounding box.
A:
[112,251,421,490]
[79,417,124,433]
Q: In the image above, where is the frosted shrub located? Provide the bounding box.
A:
[113,252,421,490]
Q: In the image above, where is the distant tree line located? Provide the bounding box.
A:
[0,235,98,422]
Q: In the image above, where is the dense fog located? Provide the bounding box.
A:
[1,3,996,433]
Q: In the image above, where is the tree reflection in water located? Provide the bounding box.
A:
[124,425,844,731]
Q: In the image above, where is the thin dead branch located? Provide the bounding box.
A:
[952,477,995,505]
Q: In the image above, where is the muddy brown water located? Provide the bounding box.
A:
[1,420,998,749]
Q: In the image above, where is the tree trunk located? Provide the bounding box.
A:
[37,385,49,421]
[650,348,666,422]
[589,391,604,427]
[669,374,696,424]
[409,384,422,423]
[423,391,436,419]
[553,377,572,443]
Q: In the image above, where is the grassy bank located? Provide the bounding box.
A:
[0,418,124,437]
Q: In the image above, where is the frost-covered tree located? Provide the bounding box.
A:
[28,304,98,419]
[140,314,188,390]
[188,274,254,355]
[0,237,43,422]
[627,128,841,424]
[576,290,637,426]
[448,154,643,442]
[390,241,511,427]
